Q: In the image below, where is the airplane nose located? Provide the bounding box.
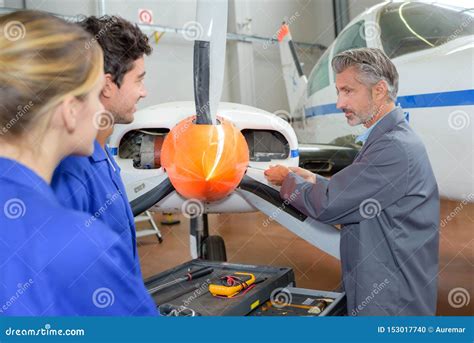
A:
[161,116,249,202]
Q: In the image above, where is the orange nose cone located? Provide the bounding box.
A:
[161,116,249,202]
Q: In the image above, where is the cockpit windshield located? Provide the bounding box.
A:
[379,2,473,58]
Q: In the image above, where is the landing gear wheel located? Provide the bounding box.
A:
[202,235,227,261]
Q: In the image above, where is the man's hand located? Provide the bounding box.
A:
[264,165,290,186]
[288,166,316,184]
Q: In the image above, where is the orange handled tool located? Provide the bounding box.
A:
[209,272,256,298]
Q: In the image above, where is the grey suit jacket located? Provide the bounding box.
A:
[280,107,440,315]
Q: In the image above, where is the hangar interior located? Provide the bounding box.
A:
[2,0,381,112]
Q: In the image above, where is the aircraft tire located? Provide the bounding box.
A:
[202,235,227,262]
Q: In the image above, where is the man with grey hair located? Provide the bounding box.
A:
[265,48,439,315]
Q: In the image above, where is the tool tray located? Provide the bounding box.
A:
[144,259,295,316]
[249,287,346,316]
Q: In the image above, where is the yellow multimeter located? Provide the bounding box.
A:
[209,272,256,298]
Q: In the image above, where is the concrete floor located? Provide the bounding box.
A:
[137,199,473,316]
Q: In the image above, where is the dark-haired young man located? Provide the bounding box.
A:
[51,16,156,315]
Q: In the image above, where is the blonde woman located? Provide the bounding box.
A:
[0,11,156,315]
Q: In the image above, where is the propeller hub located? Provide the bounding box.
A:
[161,115,249,202]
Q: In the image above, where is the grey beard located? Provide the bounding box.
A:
[362,112,376,125]
[363,104,384,126]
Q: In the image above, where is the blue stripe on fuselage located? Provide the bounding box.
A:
[305,89,474,118]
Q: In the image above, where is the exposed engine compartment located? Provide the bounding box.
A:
[118,128,290,169]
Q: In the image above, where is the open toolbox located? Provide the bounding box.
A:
[249,287,347,316]
[144,259,295,316]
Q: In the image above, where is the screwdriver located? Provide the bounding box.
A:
[148,267,214,295]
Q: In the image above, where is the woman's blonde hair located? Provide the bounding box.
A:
[0,10,104,137]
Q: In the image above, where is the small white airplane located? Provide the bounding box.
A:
[109,0,473,261]
[109,0,340,261]
[278,0,474,202]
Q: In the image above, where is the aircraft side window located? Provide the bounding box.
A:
[308,50,330,97]
[330,21,367,82]
[332,20,367,56]
[308,20,367,97]
[379,2,474,58]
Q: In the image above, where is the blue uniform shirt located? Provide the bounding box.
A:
[52,140,138,262]
[0,158,157,315]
